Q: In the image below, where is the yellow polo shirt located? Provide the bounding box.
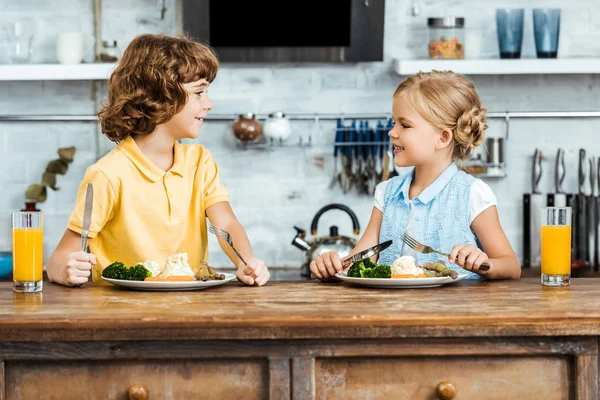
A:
[68,136,229,282]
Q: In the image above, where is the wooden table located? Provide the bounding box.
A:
[0,279,598,399]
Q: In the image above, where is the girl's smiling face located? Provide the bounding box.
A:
[388,94,451,167]
[163,78,213,140]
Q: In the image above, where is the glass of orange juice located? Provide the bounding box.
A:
[12,211,43,292]
[540,206,571,286]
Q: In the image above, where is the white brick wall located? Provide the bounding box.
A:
[1,0,600,277]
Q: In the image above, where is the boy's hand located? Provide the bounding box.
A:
[310,251,343,281]
[237,257,269,286]
[448,244,490,275]
[62,251,96,286]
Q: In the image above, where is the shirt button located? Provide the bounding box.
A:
[168,192,173,198]
[415,217,420,221]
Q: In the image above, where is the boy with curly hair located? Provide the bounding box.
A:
[47,34,270,287]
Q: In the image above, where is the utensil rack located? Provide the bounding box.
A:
[2,111,600,179]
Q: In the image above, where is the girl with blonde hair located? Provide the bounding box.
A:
[311,70,520,281]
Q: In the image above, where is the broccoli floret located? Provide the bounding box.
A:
[347,259,391,279]
[127,263,152,281]
[102,262,128,280]
[102,262,151,281]
[362,264,391,278]
[347,260,366,277]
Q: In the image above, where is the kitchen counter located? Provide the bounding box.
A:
[0,279,598,399]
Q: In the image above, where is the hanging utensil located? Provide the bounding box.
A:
[576,149,588,269]
[523,148,544,267]
[547,148,566,207]
[329,120,344,189]
[596,157,600,272]
[588,157,596,270]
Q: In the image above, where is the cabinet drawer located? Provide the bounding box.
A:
[5,359,268,400]
[315,356,572,399]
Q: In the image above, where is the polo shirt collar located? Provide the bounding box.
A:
[398,162,459,205]
[117,136,184,182]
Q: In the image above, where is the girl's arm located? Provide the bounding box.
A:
[470,206,521,279]
[310,207,383,280]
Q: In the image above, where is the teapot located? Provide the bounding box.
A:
[292,203,360,278]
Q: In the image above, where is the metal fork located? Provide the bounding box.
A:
[401,232,490,271]
[208,225,248,266]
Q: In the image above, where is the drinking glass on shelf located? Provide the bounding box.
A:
[495,9,524,59]
[12,211,44,293]
[10,18,35,63]
[533,8,561,58]
[540,207,571,287]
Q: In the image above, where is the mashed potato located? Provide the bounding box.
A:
[391,255,424,277]
[158,252,195,278]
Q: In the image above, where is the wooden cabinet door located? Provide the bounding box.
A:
[314,356,573,399]
[5,359,268,400]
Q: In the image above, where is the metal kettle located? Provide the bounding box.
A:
[292,203,360,278]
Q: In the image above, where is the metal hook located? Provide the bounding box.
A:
[504,112,510,141]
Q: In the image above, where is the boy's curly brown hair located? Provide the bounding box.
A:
[98,34,219,142]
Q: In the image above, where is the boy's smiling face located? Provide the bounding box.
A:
[163,78,213,140]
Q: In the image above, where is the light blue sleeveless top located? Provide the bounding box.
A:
[378,162,483,280]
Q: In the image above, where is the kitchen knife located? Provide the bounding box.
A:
[576,149,588,267]
[547,148,566,207]
[587,157,596,270]
[80,183,94,253]
[523,149,544,267]
[342,240,393,268]
[596,157,600,272]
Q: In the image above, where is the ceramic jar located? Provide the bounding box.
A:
[232,113,263,143]
[264,111,292,143]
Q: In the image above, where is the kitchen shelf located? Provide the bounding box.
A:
[394,58,600,75]
[0,63,117,81]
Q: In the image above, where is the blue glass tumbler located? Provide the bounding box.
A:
[533,8,561,58]
[496,9,524,59]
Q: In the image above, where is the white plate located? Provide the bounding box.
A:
[102,273,237,291]
[334,272,468,288]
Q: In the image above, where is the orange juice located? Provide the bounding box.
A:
[12,228,43,282]
[541,225,571,275]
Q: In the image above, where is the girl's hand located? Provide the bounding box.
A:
[237,257,270,286]
[310,251,343,281]
[448,244,491,275]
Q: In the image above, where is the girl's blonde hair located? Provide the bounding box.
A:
[393,70,488,160]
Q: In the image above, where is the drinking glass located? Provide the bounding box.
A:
[540,207,571,287]
[533,9,561,58]
[12,212,43,293]
[496,9,524,59]
[10,19,35,63]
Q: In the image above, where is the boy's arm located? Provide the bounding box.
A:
[47,229,95,286]
[205,202,253,268]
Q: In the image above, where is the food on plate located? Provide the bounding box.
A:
[345,256,458,280]
[144,275,196,282]
[102,262,152,281]
[391,256,427,278]
[193,260,226,281]
[159,253,195,278]
[347,258,392,278]
[422,261,458,279]
[141,260,162,277]
[102,252,226,282]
